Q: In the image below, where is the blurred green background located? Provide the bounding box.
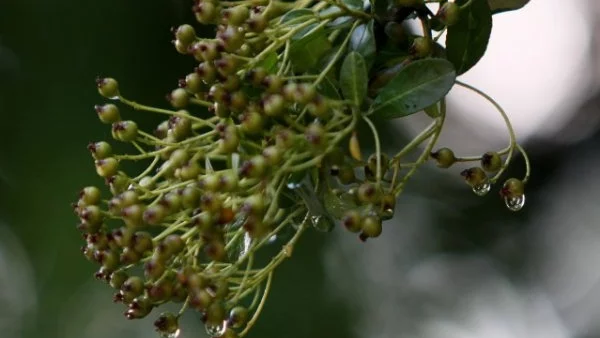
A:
[2,1,600,338]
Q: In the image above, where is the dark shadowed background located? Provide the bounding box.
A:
[1,1,600,337]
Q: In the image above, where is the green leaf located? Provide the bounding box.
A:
[323,189,357,220]
[256,51,278,72]
[339,52,368,107]
[289,28,332,73]
[318,76,341,99]
[342,0,363,9]
[488,0,529,14]
[280,9,317,40]
[371,58,456,119]
[280,8,314,23]
[446,0,492,75]
[350,20,376,69]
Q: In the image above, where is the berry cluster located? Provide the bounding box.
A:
[75,1,531,337]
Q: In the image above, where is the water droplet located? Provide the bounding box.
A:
[205,321,227,337]
[472,182,491,196]
[504,194,525,211]
[159,329,180,338]
[108,95,119,100]
[268,234,277,243]
[287,177,335,232]
[310,215,334,232]
[381,207,394,220]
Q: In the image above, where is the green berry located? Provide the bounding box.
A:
[112,120,138,142]
[481,151,502,172]
[196,62,217,83]
[96,77,119,98]
[239,155,267,178]
[95,157,119,177]
[222,6,249,26]
[194,1,219,24]
[360,215,382,239]
[500,178,525,199]
[143,204,167,225]
[431,147,456,168]
[305,122,326,148]
[357,182,380,204]
[262,145,283,165]
[109,271,128,289]
[95,104,121,124]
[228,306,249,328]
[88,141,112,159]
[79,186,101,205]
[239,111,264,135]
[438,2,460,26]
[341,210,362,233]
[175,24,196,45]
[169,88,189,108]
[154,312,179,336]
[410,37,432,58]
[460,167,488,187]
[184,72,203,93]
[263,94,285,117]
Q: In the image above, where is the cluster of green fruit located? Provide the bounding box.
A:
[75,0,530,337]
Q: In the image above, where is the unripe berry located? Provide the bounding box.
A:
[96,77,119,98]
[341,210,362,233]
[262,145,283,165]
[193,1,219,24]
[500,178,525,199]
[218,125,240,154]
[410,37,432,58]
[437,2,460,26]
[239,155,267,178]
[131,231,153,254]
[263,94,285,117]
[305,122,326,148]
[360,215,382,240]
[239,111,264,135]
[122,204,145,229]
[222,6,249,26]
[204,240,226,262]
[158,234,185,259]
[306,95,330,118]
[169,149,189,167]
[88,141,112,159]
[175,24,196,45]
[196,62,217,83]
[169,113,192,141]
[79,186,101,205]
[154,312,179,336]
[80,205,103,225]
[242,194,265,216]
[460,167,488,187]
[112,120,138,142]
[174,39,189,54]
[181,185,201,208]
[197,40,219,62]
[95,157,119,177]
[219,172,238,192]
[217,25,245,53]
[357,182,380,204]
[183,72,203,93]
[109,271,128,289]
[143,204,168,225]
[381,193,396,220]
[192,211,214,231]
[168,88,189,108]
[246,14,268,33]
[228,306,249,328]
[95,104,121,124]
[179,160,201,180]
[262,74,284,93]
[365,153,390,180]
[121,276,144,300]
[431,147,456,168]
[275,128,295,149]
[215,55,238,77]
[200,192,223,214]
[247,68,267,87]
[481,151,502,172]
[229,91,247,112]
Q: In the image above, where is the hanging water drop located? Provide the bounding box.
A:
[504,194,525,211]
[158,329,180,338]
[472,182,491,196]
[205,321,227,337]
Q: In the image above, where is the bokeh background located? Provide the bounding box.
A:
[1,0,600,337]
